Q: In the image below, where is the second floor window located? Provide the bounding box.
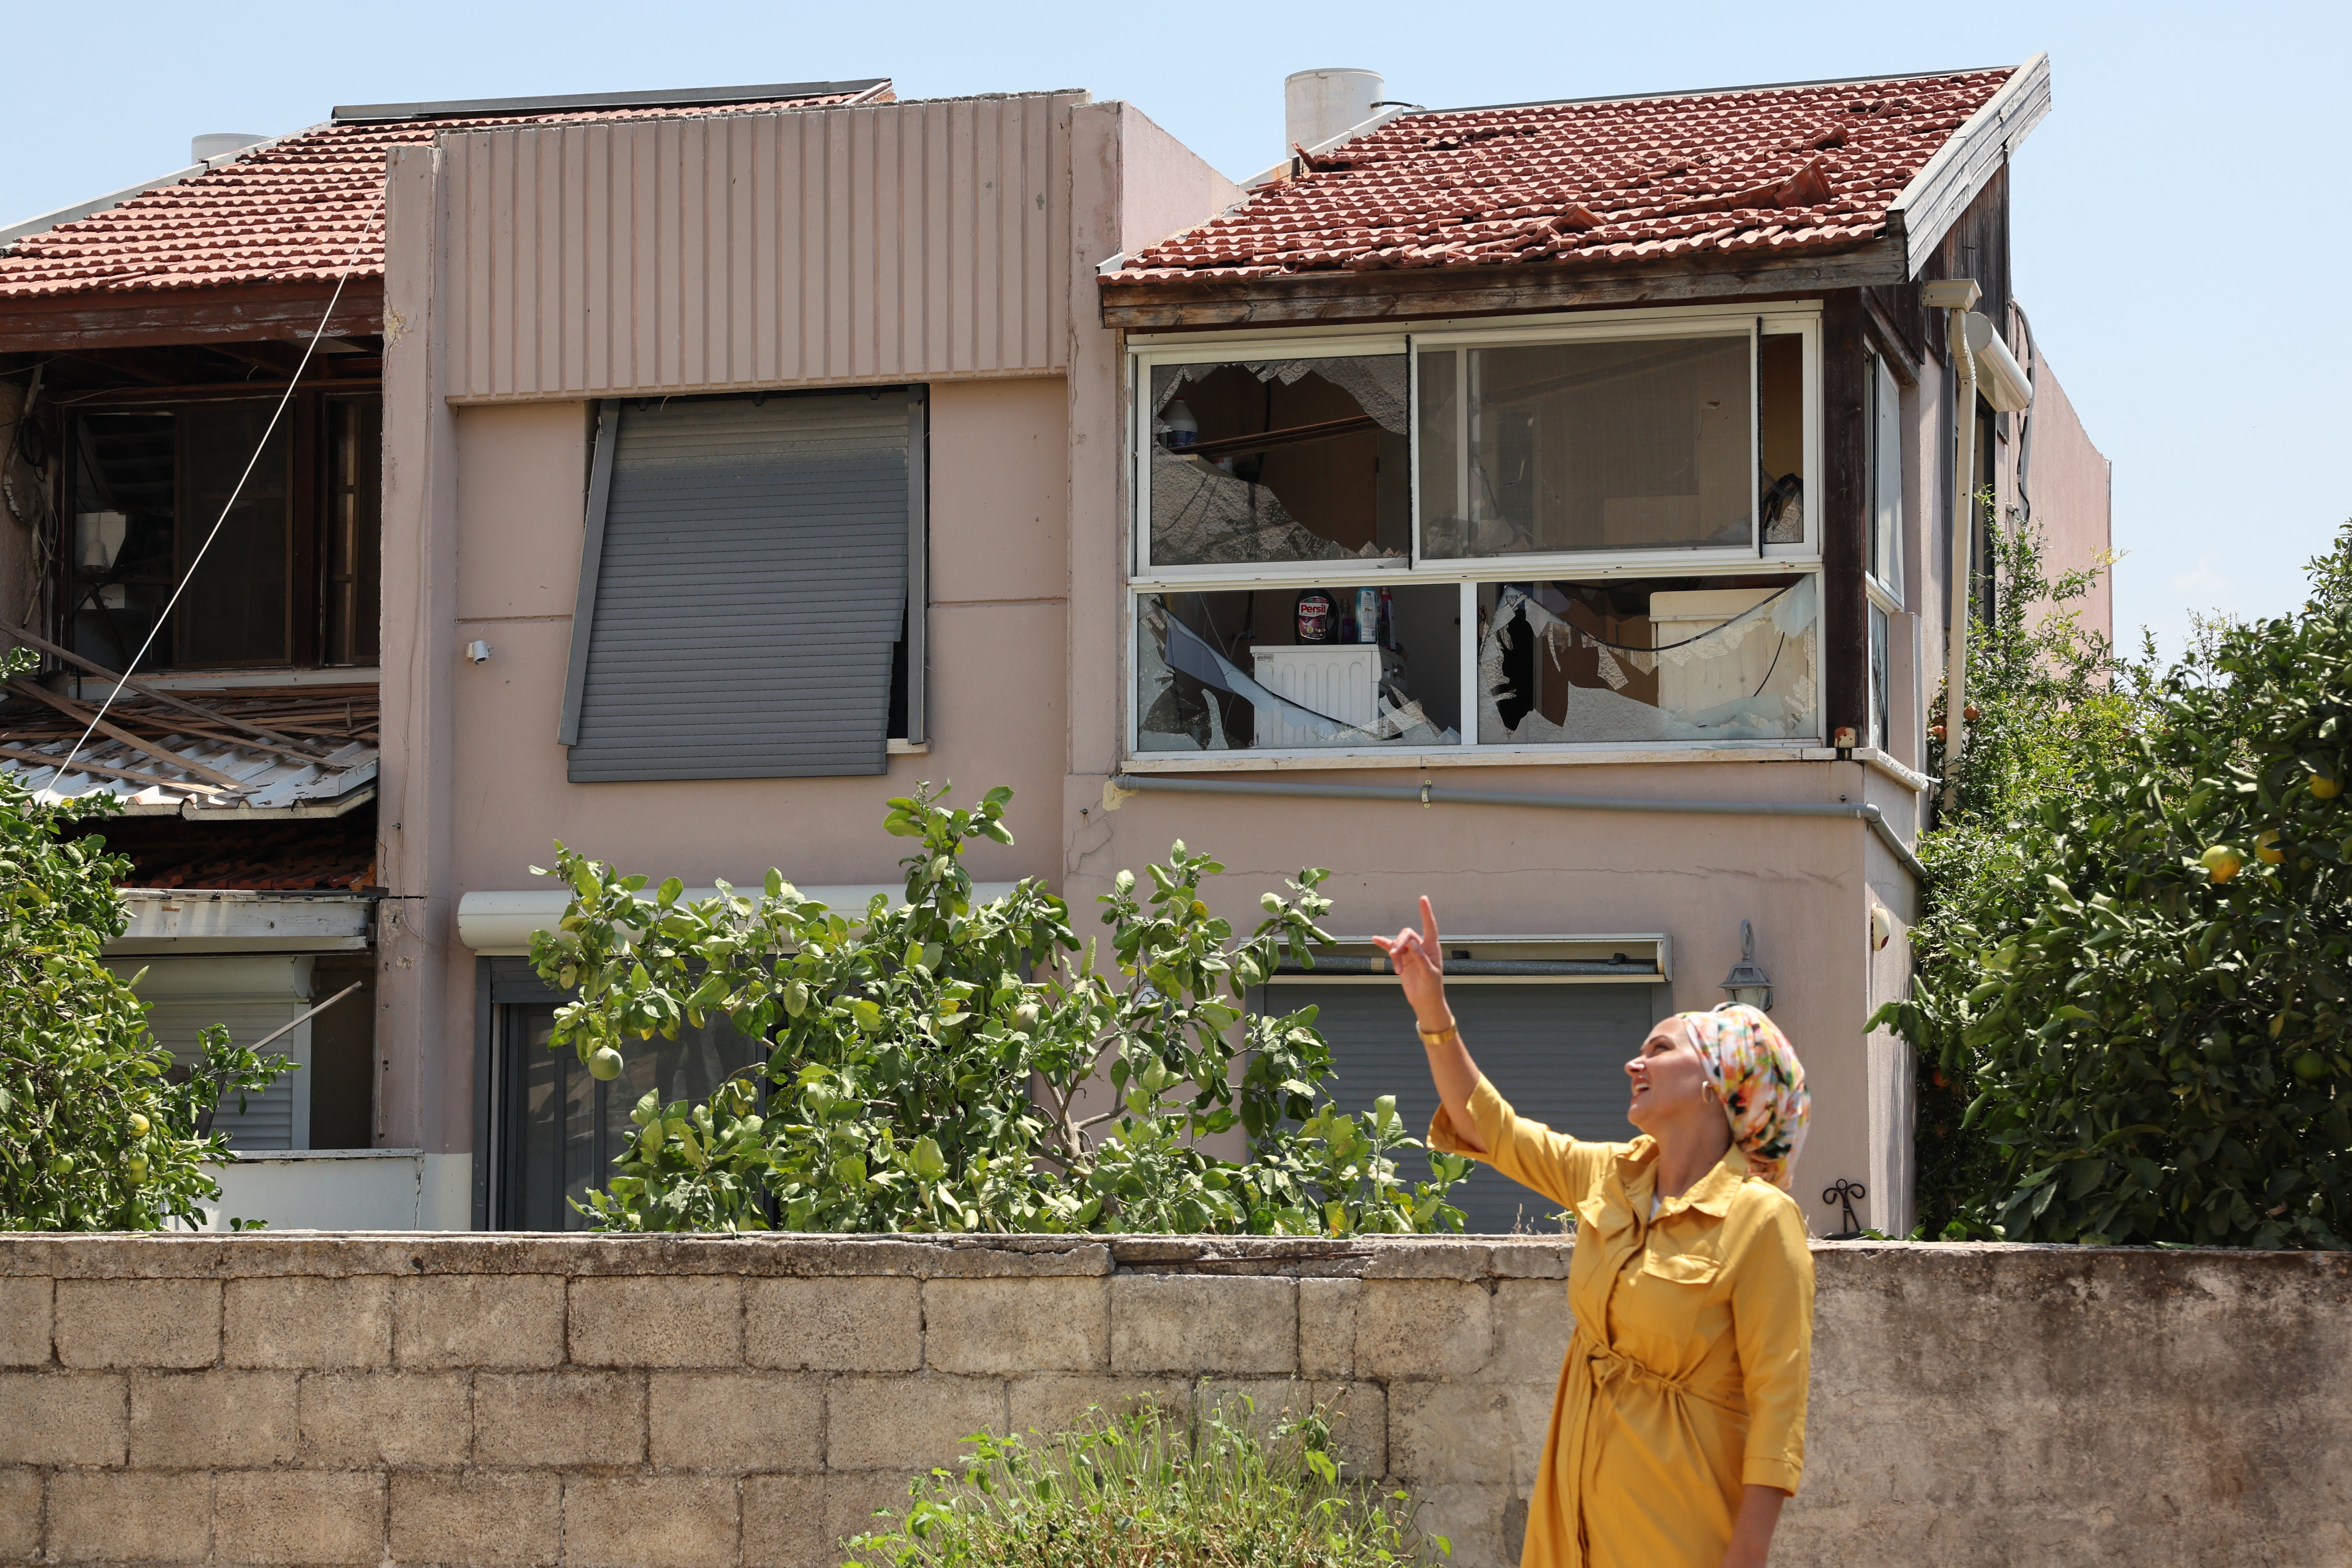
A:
[67,393,380,673]
[1129,308,1821,759]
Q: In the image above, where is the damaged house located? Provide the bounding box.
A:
[5,55,2108,1238]
[0,79,893,1223]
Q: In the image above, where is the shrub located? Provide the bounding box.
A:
[530,782,1470,1234]
[1883,523,2352,1247]
[0,649,293,1229]
[844,1392,1446,1568]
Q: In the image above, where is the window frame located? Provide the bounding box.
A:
[60,387,383,675]
[1123,304,1827,766]
[1865,350,1905,605]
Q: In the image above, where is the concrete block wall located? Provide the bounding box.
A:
[0,1236,2346,1567]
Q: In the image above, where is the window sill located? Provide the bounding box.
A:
[887,739,929,755]
[1853,747,1933,794]
[1120,742,1833,774]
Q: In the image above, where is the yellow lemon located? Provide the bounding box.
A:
[2313,774,2342,800]
[2256,829,2284,865]
[2200,845,2242,883]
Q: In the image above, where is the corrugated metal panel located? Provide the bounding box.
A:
[567,391,909,781]
[1269,980,1665,1234]
[441,94,1075,401]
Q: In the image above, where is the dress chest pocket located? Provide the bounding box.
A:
[1640,1249,1723,1287]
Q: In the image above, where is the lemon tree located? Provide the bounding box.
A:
[0,652,292,1229]
[529,783,1469,1234]
[1883,524,2352,1247]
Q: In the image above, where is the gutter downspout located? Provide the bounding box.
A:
[1105,773,1926,883]
[1924,278,1983,816]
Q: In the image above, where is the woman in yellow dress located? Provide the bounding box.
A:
[1374,898,1815,1568]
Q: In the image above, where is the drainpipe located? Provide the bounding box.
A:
[1922,278,1982,816]
[1105,772,1927,882]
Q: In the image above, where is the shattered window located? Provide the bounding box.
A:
[1147,355,1409,566]
[1476,576,1817,745]
[1136,585,1461,751]
[1420,334,1769,558]
[70,412,178,672]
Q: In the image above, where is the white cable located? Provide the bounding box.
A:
[53,196,386,787]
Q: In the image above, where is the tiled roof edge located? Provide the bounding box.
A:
[0,127,313,254]
[331,78,890,123]
[1431,62,2018,117]
[1886,53,2052,277]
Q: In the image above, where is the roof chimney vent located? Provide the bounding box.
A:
[191,133,268,166]
[1285,69,1383,158]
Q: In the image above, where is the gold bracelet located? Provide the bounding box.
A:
[1417,1019,1459,1046]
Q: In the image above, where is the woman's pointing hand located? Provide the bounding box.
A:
[1372,895,1451,1030]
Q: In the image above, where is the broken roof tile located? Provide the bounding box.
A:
[1106,68,2015,286]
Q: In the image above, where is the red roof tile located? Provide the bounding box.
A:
[0,89,876,302]
[1106,69,2015,285]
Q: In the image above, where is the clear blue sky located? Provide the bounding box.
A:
[8,0,2345,656]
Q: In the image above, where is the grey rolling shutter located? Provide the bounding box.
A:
[1267,980,1667,1234]
[564,392,914,781]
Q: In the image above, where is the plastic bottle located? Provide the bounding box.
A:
[1295,588,1334,644]
[1162,400,1198,451]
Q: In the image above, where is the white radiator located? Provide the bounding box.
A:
[1251,644,1380,746]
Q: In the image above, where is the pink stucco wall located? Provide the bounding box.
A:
[2019,351,2113,645]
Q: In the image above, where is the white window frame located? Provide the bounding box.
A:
[1123,303,1827,768]
[1865,350,1905,605]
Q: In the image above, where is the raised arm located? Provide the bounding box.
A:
[1372,896,1488,1154]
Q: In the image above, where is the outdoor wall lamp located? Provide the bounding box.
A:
[1719,919,1774,1012]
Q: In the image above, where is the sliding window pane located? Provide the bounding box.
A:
[1422,335,1753,558]
[1137,584,1460,751]
[1476,575,1817,744]
[325,399,382,666]
[1147,356,1409,566]
[176,404,292,666]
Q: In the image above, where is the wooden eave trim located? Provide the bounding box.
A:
[1887,55,2051,279]
[1096,238,1908,331]
[1861,292,1922,385]
[0,278,384,351]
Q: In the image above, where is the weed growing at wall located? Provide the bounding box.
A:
[0,652,292,1229]
[530,784,1470,1234]
[844,1392,1447,1567]
[1886,524,2352,1247]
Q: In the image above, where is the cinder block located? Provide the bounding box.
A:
[0,1467,42,1559]
[825,1376,1005,1473]
[1407,1480,1512,1568]
[561,1476,738,1568]
[131,1370,298,1468]
[472,1371,644,1467]
[213,1470,385,1566]
[570,1276,741,1368]
[47,1469,212,1563]
[648,1371,822,1472]
[54,1279,220,1369]
[925,1277,1108,1374]
[1484,1279,1572,1384]
[1354,1279,1493,1382]
[389,1472,560,1567]
[1315,1380,1388,1480]
[227,1276,393,1369]
[744,1277,921,1372]
[826,1472,923,1556]
[1386,1382,1512,1485]
[1110,1275,1296,1375]
[394,1275,565,1369]
[740,1474,828,1568]
[301,1372,470,1467]
[0,1372,127,1465]
[1006,1375,1183,1439]
[1504,1386,1558,1498]
[0,1278,52,1367]
[1298,1277,1361,1378]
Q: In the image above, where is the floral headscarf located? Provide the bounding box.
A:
[1678,1004,1810,1190]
